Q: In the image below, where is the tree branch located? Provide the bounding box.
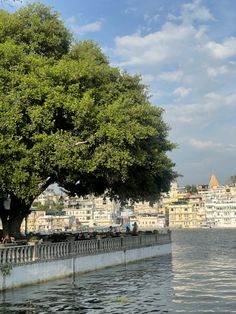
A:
[38,177,55,195]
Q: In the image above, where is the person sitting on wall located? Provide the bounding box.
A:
[108,226,113,236]
[132,222,138,235]
[126,225,130,234]
[2,236,11,243]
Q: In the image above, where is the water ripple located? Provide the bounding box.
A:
[0,229,235,313]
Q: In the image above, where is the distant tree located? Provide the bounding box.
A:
[34,202,63,213]
[36,204,50,212]
[185,185,198,194]
[54,203,64,211]
[0,4,177,238]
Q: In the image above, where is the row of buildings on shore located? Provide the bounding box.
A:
[20,174,236,233]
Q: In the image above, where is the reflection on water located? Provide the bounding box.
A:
[171,229,236,313]
[0,229,235,313]
[0,257,173,314]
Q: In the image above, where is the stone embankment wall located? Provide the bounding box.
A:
[0,233,171,291]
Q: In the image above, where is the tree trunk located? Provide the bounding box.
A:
[0,195,32,239]
[1,214,26,239]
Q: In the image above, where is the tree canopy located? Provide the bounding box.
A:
[0,3,177,237]
[185,185,198,195]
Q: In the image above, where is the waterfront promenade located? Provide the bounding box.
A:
[0,232,171,291]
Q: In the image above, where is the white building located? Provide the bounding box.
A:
[93,210,113,226]
[205,198,236,228]
[63,195,119,228]
[35,188,61,206]
[22,210,75,233]
[130,214,166,231]
[63,206,94,228]
[198,186,233,201]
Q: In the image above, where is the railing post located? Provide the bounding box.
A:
[97,239,101,251]
[32,244,37,262]
[155,232,158,244]
[168,229,171,241]
[3,249,6,264]
[69,241,74,255]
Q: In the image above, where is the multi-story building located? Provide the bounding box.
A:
[93,196,120,225]
[196,174,236,228]
[63,197,94,228]
[205,198,236,228]
[133,201,159,214]
[21,174,236,233]
[168,195,205,228]
[35,188,62,206]
[93,210,113,226]
[130,214,166,231]
[21,210,75,233]
[131,200,168,230]
[63,195,119,228]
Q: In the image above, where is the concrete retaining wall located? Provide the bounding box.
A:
[0,243,171,291]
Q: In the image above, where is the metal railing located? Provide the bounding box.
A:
[0,233,171,266]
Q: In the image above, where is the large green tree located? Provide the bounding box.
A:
[0,4,177,238]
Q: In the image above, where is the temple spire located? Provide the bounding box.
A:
[208,174,220,188]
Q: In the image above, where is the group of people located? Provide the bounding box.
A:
[108,222,138,236]
[0,236,15,244]
[125,222,138,235]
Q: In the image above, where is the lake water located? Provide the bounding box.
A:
[0,229,235,313]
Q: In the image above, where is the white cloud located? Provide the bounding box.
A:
[167,0,214,24]
[190,139,223,150]
[66,18,104,36]
[73,20,103,35]
[167,13,180,21]
[165,103,197,125]
[206,37,236,59]
[181,0,215,23]
[189,139,236,151]
[115,23,196,67]
[173,87,191,97]
[124,7,137,14]
[141,74,155,83]
[195,25,208,39]
[165,90,236,129]
[150,90,168,99]
[159,71,184,82]
[112,0,236,185]
[144,13,160,25]
[66,16,77,24]
[205,92,236,106]
[206,65,228,77]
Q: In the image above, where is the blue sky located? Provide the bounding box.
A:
[8,0,236,186]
